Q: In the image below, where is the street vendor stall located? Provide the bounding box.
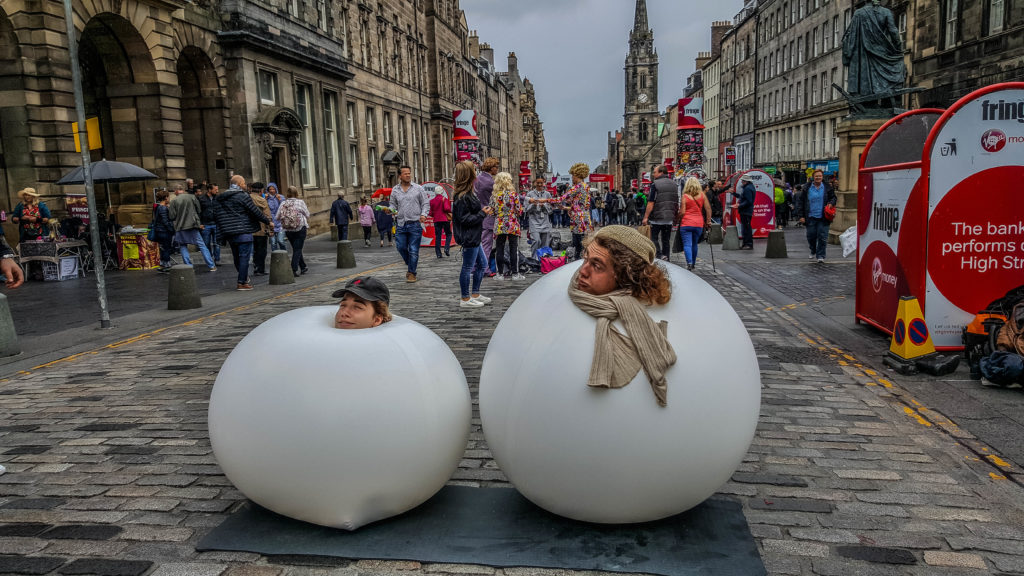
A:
[116,229,160,270]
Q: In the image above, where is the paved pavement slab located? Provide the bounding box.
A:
[1,226,1022,575]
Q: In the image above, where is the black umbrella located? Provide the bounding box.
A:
[56,159,158,209]
[56,159,157,185]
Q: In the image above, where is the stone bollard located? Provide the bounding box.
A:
[330,225,339,242]
[722,225,741,250]
[336,240,356,269]
[708,225,724,245]
[168,265,202,310]
[765,229,788,258]
[270,250,295,285]
[0,293,21,357]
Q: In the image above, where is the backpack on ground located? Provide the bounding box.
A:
[278,201,303,231]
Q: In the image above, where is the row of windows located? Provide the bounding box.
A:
[758,67,841,122]
[942,0,1013,49]
[758,12,846,82]
[756,119,839,162]
[759,0,837,47]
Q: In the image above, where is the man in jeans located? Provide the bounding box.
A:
[733,173,756,250]
[329,191,353,241]
[214,175,270,290]
[641,164,679,261]
[384,165,430,282]
[198,184,220,264]
[169,182,217,271]
[795,169,837,263]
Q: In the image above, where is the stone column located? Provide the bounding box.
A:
[833,117,888,243]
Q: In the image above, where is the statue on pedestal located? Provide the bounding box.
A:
[840,0,910,115]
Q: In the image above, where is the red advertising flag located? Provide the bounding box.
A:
[519,161,531,175]
[452,110,478,141]
[664,158,675,177]
[631,179,638,189]
[677,98,705,130]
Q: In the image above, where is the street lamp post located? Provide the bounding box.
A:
[63,0,111,328]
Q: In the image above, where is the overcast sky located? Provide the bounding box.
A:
[461,0,741,175]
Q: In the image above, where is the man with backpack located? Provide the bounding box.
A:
[214,175,271,291]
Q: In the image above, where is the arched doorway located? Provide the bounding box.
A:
[0,8,31,227]
[78,13,161,210]
[252,107,303,193]
[177,47,226,185]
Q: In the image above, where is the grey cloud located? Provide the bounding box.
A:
[462,0,739,173]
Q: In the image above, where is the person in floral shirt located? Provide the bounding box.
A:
[549,162,592,260]
[491,172,524,280]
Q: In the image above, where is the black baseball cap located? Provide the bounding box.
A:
[331,276,390,305]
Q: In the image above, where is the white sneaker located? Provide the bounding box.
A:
[460,298,484,308]
[512,274,525,280]
[493,275,505,281]
[472,295,492,304]
[817,257,825,263]
[808,253,815,259]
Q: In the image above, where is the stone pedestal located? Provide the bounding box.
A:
[168,265,202,310]
[708,225,724,245]
[336,240,356,269]
[765,229,788,258]
[330,225,339,241]
[833,117,888,243]
[270,251,295,285]
[0,293,20,357]
[723,225,741,250]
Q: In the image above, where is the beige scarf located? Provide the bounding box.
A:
[568,270,677,406]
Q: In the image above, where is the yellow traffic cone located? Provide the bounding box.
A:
[883,296,938,375]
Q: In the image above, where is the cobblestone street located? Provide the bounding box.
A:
[1,241,1023,576]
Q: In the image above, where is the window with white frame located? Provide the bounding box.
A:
[346,102,356,137]
[295,83,316,186]
[833,16,840,47]
[339,9,348,56]
[368,147,377,186]
[398,115,406,146]
[944,0,959,48]
[383,112,392,145]
[797,37,804,65]
[821,74,828,103]
[317,0,327,29]
[813,28,819,57]
[365,106,376,141]
[258,70,278,105]
[324,91,341,186]
[349,144,359,186]
[287,0,298,18]
[988,0,1005,34]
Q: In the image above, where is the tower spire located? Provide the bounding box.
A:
[632,0,649,35]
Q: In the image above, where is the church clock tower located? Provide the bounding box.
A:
[623,0,660,188]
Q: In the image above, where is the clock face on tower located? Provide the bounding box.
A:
[638,93,649,104]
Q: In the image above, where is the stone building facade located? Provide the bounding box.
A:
[906,0,1024,107]
[0,0,545,240]
[752,0,847,183]
[720,1,759,173]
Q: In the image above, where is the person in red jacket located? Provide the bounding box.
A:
[429,189,453,258]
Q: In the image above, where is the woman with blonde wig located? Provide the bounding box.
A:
[677,177,712,270]
[490,172,524,280]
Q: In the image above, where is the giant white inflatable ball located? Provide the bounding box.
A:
[209,307,471,530]
[480,262,761,524]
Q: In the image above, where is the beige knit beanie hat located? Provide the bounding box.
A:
[593,225,656,264]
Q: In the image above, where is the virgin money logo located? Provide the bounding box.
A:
[981,129,1007,153]
[872,257,897,293]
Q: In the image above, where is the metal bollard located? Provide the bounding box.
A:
[168,265,202,310]
[765,229,788,259]
[336,240,356,269]
[269,250,295,285]
[0,293,20,357]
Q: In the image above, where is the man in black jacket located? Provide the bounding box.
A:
[641,165,679,261]
[733,173,756,249]
[329,192,353,241]
[197,184,220,265]
[214,175,271,291]
[794,169,837,262]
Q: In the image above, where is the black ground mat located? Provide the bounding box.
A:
[197,486,764,576]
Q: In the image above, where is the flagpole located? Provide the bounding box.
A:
[63,0,111,328]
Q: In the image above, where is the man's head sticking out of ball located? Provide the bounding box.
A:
[577,226,671,305]
[332,277,393,329]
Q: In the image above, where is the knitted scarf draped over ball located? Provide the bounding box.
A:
[568,270,677,406]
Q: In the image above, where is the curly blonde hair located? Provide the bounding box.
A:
[569,162,590,181]
[682,177,703,198]
[493,172,514,194]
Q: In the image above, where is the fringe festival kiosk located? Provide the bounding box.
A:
[856,83,1024,349]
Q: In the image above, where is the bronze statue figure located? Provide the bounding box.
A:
[841,0,908,112]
